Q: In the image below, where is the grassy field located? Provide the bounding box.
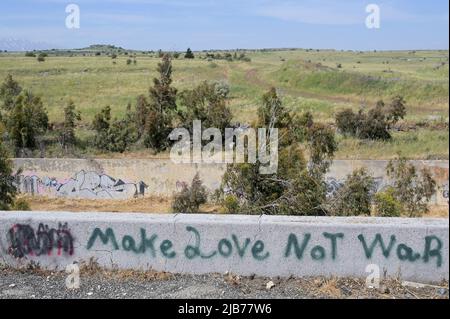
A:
[0,48,448,159]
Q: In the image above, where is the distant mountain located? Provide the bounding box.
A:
[79,44,127,51]
[0,38,59,51]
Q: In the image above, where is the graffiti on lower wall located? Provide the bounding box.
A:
[6,223,444,270]
[7,223,74,258]
[16,170,148,200]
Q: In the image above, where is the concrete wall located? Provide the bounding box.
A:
[0,212,448,283]
[12,158,449,205]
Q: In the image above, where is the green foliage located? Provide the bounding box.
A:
[335,108,360,137]
[12,198,31,211]
[328,168,376,216]
[219,88,336,216]
[374,187,402,217]
[185,48,195,59]
[172,173,208,213]
[0,74,22,111]
[386,158,437,217]
[144,54,178,151]
[257,87,296,147]
[25,52,36,57]
[292,111,313,142]
[222,194,239,213]
[214,80,230,99]
[7,91,49,150]
[178,81,232,133]
[306,122,337,177]
[37,53,46,62]
[92,105,137,153]
[335,96,407,140]
[59,100,81,149]
[0,140,17,210]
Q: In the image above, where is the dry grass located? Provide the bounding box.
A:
[79,258,174,281]
[423,206,449,218]
[24,196,173,213]
[22,195,221,214]
[316,277,342,298]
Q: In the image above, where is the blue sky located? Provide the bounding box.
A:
[0,0,448,51]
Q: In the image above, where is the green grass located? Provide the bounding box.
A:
[0,48,448,159]
[335,129,449,160]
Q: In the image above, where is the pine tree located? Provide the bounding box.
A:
[60,100,81,149]
[185,48,195,59]
[144,54,178,151]
[8,91,48,150]
[0,74,22,111]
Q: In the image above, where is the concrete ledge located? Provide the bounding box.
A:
[0,212,448,283]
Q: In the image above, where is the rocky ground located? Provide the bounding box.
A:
[0,266,448,299]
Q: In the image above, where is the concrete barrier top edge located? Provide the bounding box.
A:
[0,211,448,228]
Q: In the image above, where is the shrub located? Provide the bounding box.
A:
[218,89,335,216]
[335,108,360,136]
[0,74,22,111]
[374,188,402,217]
[92,105,137,153]
[59,100,81,149]
[178,81,232,134]
[334,97,407,141]
[8,91,49,150]
[0,141,17,210]
[223,195,239,214]
[12,198,31,211]
[307,122,337,177]
[328,168,376,216]
[185,48,195,59]
[144,54,178,151]
[37,53,46,62]
[386,158,436,217]
[172,173,208,213]
[214,80,230,99]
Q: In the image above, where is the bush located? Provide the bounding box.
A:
[214,80,230,99]
[335,108,360,136]
[222,195,239,214]
[386,158,437,217]
[172,173,208,213]
[328,168,376,216]
[92,105,137,153]
[37,53,46,62]
[335,97,407,141]
[0,141,17,210]
[12,198,31,211]
[0,74,22,111]
[374,188,402,217]
[8,91,49,150]
[185,48,195,59]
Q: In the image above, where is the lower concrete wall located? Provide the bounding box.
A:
[12,158,449,205]
[0,212,448,283]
